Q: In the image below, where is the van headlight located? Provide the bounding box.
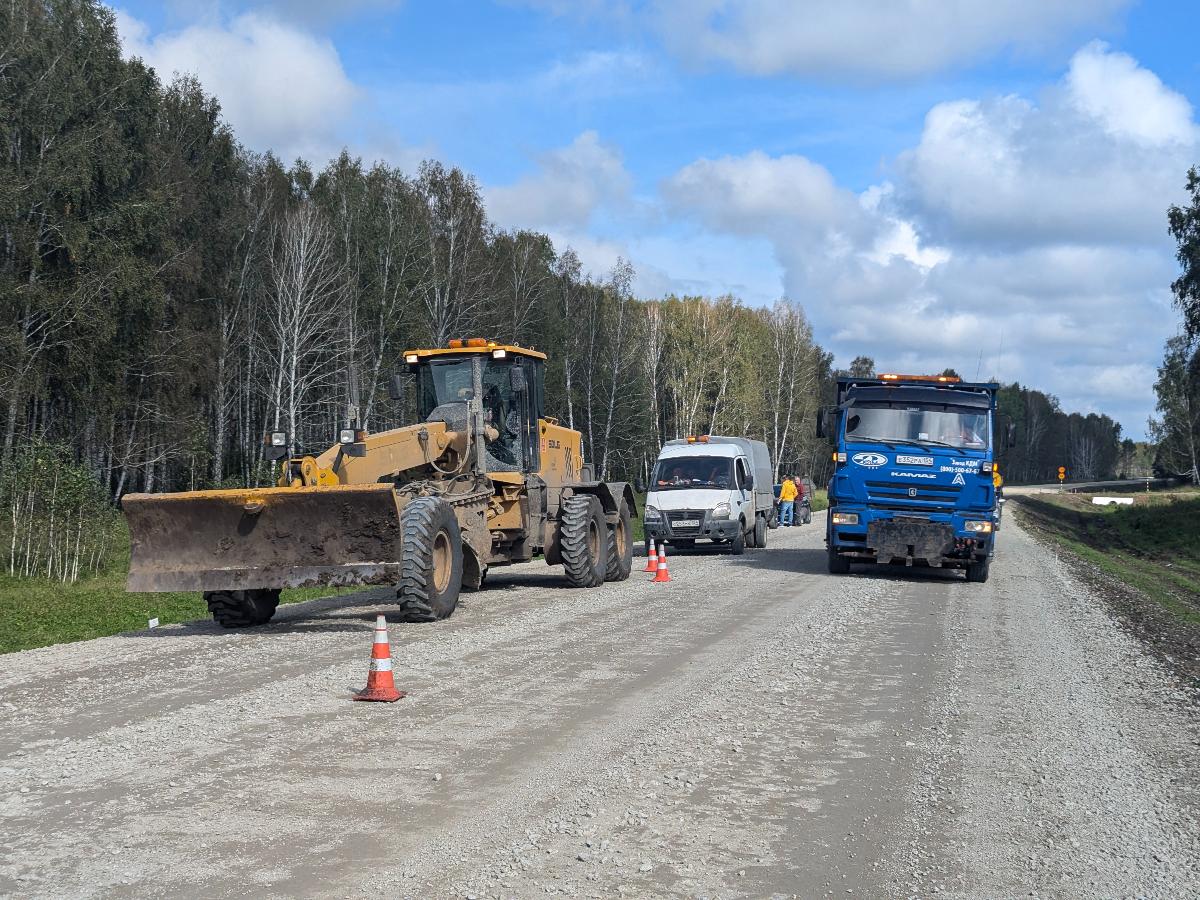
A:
[644,505,661,522]
[711,502,731,519]
[831,512,859,525]
[963,520,993,533]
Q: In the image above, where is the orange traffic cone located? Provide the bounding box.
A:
[652,543,672,583]
[644,540,658,573]
[354,614,406,702]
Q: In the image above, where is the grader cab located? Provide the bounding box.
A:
[122,341,636,627]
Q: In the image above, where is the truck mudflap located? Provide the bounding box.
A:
[122,484,405,592]
[866,520,955,567]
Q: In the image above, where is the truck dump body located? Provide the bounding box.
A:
[825,376,1000,580]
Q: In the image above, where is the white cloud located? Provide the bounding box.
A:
[521,0,1132,79]
[114,9,360,165]
[899,44,1198,250]
[1065,41,1198,146]
[660,43,1194,436]
[486,131,632,231]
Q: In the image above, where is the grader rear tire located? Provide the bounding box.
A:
[396,496,463,622]
[204,589,279,628]
[561,494,608,588]
[605,498,633,582]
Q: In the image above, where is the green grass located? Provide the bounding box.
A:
[1016,491,1200,625]
[0,568,348,655]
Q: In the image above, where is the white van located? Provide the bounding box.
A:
[643,436,775,554]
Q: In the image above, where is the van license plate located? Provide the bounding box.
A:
[673,519,700,528]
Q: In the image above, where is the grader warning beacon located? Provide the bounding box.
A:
[122,340,636,627]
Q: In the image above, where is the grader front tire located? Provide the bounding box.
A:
[204,589,280,628]
[561,494,608,588]
[396,496,463,622]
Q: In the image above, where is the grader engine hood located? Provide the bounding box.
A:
[122,483,406,592]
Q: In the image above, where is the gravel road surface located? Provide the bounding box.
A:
[2,511,1198,898]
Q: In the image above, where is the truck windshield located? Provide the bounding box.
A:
[652,456,734,490]
[845,404,989,450]
[417,358,475,419]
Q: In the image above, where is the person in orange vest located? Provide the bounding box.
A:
[779,476,798,526]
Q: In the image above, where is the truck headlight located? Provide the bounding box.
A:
[831,512,859,525]
[964,520,993,533]
[711,502,731,519]
[644,505,661,522]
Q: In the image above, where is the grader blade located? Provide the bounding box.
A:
[122,484,405,592]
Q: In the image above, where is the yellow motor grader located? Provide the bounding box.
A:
[122,340,636,627]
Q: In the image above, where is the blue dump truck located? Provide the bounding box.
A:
[818,374,1014,583]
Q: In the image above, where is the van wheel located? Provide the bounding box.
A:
[605,498,633,581]
[562,494,608,587]
[730,521,746,555]
[753,515,767,549]
[396,496,463,622]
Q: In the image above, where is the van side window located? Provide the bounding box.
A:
[736,459,747,489]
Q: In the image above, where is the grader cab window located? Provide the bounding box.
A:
[417,359,476,420]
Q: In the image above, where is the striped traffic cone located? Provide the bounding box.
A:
[353,614,406,702]
[652,543,672,583]
[643,540,658,573]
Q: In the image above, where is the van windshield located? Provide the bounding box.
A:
[652,456,733,490]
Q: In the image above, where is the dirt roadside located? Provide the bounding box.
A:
[1,515,1197,898]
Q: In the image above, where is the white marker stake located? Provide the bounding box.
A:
[148,618,159,629]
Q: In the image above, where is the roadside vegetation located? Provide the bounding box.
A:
[0,524,351,654]
[1015,490,1200,624]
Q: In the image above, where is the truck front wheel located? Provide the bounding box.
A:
[965,558,990,583]
[396,496,463,622]
[827,545,851,574]
[205,589,279,628]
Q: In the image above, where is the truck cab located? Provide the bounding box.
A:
[820,374,1008,583]
[643,436,774,554]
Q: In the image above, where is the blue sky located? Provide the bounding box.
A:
[111,1,1200,438]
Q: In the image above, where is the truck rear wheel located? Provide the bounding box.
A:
[204,589,279,628]
[396,496,462,622]
[604,498,633,582]
[561,494,608,588]
[966,558,990,583]
[827,545,851,574]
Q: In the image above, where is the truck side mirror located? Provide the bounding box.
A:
[744,473,754,489]
[387,374,405,401]
[1005,421,1017,449]
[816,408,829,439]
[510,366,527,393]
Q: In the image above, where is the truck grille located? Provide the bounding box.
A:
[666,509,705,534]
[865,480,961,510]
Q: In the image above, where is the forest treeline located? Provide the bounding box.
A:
[2,0,1135,580]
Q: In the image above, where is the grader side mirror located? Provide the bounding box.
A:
[510,366,527,393]
[387,374,405,401]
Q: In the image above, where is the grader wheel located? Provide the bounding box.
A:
[396,496,463,622]
[561,494,608,588]
[204,589,280,628]
[605,497,633,582]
